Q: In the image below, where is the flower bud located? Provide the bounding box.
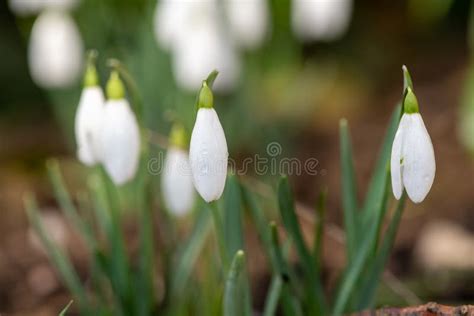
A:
[291,0,352,42]
[28,10,83,88]
[190,82,228,202]
[391,88,435,203]
[161,124,195,215]
[99,72,140,185]
[74,55,104,166]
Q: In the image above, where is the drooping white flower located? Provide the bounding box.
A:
[154,0,239,92]
[391,88,435,203]
[99,72,141,186]
[153,0,188,51]
[9,0,80,16]
[75,86,105,166]
[291,0,352,42]
[172,6,240,92]
[28,9,83,88]
[162,125,195,215]
[190,82,228,202]
[226,0,269,49]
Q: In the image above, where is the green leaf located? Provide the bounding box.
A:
[278,177,325,315]
[58,300,73,316]
[313,188,327,270]
[339,119,359,261]
[269,222,303,316]
[361,104,401,226]
[263,275,283,316]
[47,160,97,250]
[356,194,406,310]
[170,206,212,298]
[89,173,133,314]
[224,175,244,263]
[223,250,246,316]
[24,194,89,313]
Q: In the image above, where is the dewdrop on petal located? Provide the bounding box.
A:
[28,9,83,88]
[161,124,195,216]
[291,0,352,42]
[190,78,228,202]
[99,71,141,185]
[226,0,269,49]
[74,52,105,166]
[391,87,436,203]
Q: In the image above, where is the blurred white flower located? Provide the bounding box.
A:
[28,10,83,88]
[226,0,269,49]
[391,88,435,203]
[162,146,195,216]
[9,0,80,16]
[100,98,141,185]
[190,87,228,202]
[291,0,352,42]
[75,86,105,166]
[99,72,140,185]
[154,0,240,92]
[153,0,188,51]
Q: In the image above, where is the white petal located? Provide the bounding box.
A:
[153,0,188,51]
[401,113,436,203]
[291,0,352,42]
[171,2,240,92]
[226,0,268,49]
[161,147,195,216]
[28,10,83,88]
[390,115,407,200]
[190,108,228,202]
[99,99,141,185]
[75,86,105,166]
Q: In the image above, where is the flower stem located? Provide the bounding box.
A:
[209,201,229,270]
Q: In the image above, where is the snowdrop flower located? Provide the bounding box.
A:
[172,5,240,92]
[9,0,80,16]
[226,0,269,49]
[153,0,188,51]
[28,9,83,88]
[161,124,195,216]
[190,80,228,202]
[74,54,105,166]
[391,87,435,203]
[154,0,240,92]
[291,0,352,42]
[99,71,141,185]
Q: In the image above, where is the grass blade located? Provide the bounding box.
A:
[356,194,406,310]
[170,206,212,297]
[269,222,303,316]
[361,104,401,226]
[278,177,325,315]
[47,160,97,249]
[59,300,74,316]
[224,175,244,264]
[223,250,246,316]
[339,119,359,261]
[313,188,327,270]
[24,194,89,312]
[263,275,283,316]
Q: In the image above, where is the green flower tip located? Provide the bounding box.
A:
[402,65,413,92]
[403,87,419,114]
[84,50,99,87]
[106,71,125,100]
[169,123,188,149]
[197,81,214,109]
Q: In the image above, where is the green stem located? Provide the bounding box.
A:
[209,201,229,270]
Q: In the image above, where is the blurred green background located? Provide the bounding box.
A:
[0,0,473,314]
